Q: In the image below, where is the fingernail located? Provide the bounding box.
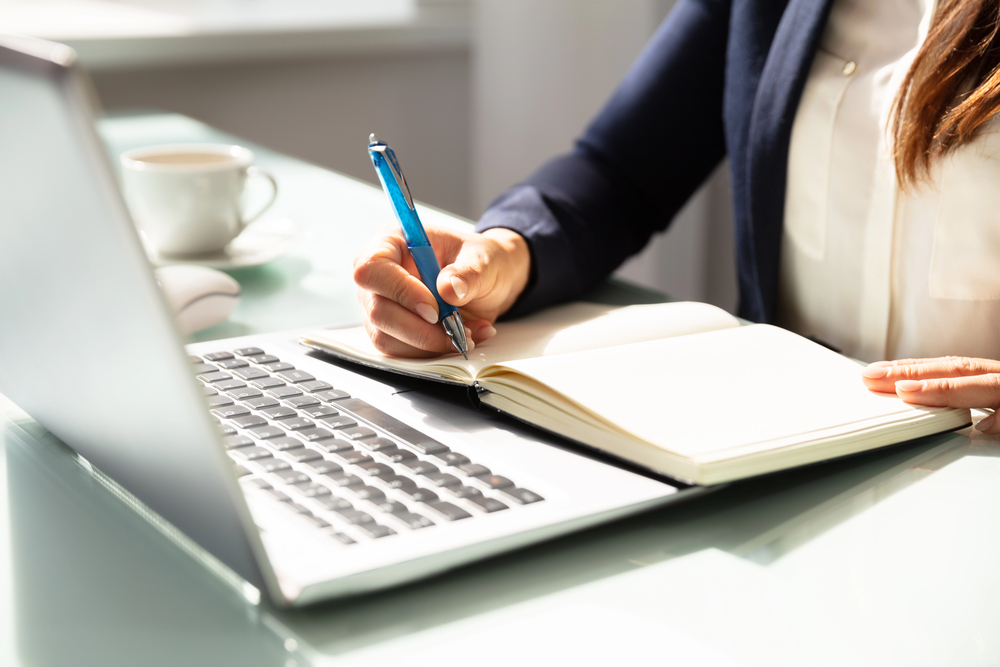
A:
[869,360,894,368]
[415,302,438,324]
[861,365,887,379]
[895,380,926,392]
[477,324,497,340]
[450,276,468,300]
[977,413,996,432]
[466,336,475,352]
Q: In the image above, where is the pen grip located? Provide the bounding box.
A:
[408,245,458,319]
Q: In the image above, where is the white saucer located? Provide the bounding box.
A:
[152,218,296,269]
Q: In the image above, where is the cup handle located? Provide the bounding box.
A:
[240,166,279,227]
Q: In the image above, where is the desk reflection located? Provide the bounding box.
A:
[6,414,987,665]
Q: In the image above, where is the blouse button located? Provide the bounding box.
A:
[842,61,857,76]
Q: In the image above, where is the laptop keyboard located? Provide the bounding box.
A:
[192,347,544,546]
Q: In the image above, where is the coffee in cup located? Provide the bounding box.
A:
[120,144,278,257]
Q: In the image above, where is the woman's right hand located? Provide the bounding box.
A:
[353,225,531,358]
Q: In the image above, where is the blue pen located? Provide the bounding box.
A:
[367,134,469,359]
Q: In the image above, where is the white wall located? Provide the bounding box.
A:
[471,0,736,311]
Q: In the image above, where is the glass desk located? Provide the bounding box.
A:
[2,114,999,667]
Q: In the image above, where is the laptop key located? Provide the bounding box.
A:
[273,469,310,485]
[376,447,417,463]
[457,463,491,478]
[356,461,394,477]
[266,436,306,452]
[395,512,435,530]
[334,450,372,466]
[350,485,387,503]
[248,354,279,365]
[227,387,263,401]
[355,523,395,539]
[299,405,339,419]
[318,415,357,430]
[214,379,247,391]
[234,347,264,357]
[501,488,545,504]
[294,481,332,498]
[223,435,255,449]
[376,501,408,514]
[279,417,315,431]
[313,389,351,402]
[303,460,343,476]
[300,380,333,392]
[332,509,376,525]
[303,514,331,529]
[243,396,279,410]
[207,395,235,409]
[331,532,357,545]
[193,363,216,374]
[281,448,324,463]
[250,377,285,390]
[277,370,315,384]
[217,424,237,436]
[337,426,376,440]
[213,405,250,419]
[232,414,267,429]
[232,367,269,381]
[423,472,462,488]
[298,427,336,442]
[312,438,355,453]
[378,475,416,491]
[434,451,471,467]
[478,475,515,490]
[401,460,440,475]
[248,425,284,440]
[335,398,446,452]
[260,406,297,420]
[400,488,439,503]
[262,361,294,372]
[445,485,484,499]
[203,385,219,396]
[203,351,234,361]
[425,501,472,521]
[189,355,204,363]
[217,358,249,370]
[267,386,302,399]
[255,457,292,473]
[357,437,397,452]
[316,496,354,511]
[324,473,364,488]
[230,446,272,461]
[466,496,509,513]
[198,371,231,383]
[285,395,320,409]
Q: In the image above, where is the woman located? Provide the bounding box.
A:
[353,0,1000,433]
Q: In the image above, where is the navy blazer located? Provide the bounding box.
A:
[476,0,835,323]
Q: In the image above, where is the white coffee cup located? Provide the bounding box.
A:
[120,144,278,257]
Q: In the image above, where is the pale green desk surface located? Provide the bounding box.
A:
[2,114,1000,667]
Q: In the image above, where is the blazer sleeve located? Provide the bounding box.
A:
[476,0,731,317]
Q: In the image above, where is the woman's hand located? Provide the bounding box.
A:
[353,225,530,358]
[861,357,1000,434]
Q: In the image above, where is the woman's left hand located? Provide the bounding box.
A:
[861,357,1000,434]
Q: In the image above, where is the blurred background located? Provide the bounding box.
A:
[4,0,737,312]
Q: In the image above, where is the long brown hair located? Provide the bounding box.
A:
[892,0,1000,188]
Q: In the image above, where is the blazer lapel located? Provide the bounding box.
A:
[743,0,835,321]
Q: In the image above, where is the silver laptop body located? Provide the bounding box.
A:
[0,35,694,606]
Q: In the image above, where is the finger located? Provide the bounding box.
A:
[362,319,440,359]
[861,356,1000,393]
[976,411,1000,435]
[354,233,439,324]
[436,239,493,307]
[464,318,497,344]
[893,373,1000,410]
[363,291,459,355]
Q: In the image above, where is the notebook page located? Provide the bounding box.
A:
[481,324,941,459]
[302,301,739,381]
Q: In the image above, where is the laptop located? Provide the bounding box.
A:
[0,35,703,606]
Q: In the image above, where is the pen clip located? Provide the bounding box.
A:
[368,136,414,211]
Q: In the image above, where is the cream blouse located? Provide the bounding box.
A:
[777,0,1000,362]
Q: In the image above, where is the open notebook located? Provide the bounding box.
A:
[301,302,970,485]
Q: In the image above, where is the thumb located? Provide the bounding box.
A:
[436,240,491,306]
